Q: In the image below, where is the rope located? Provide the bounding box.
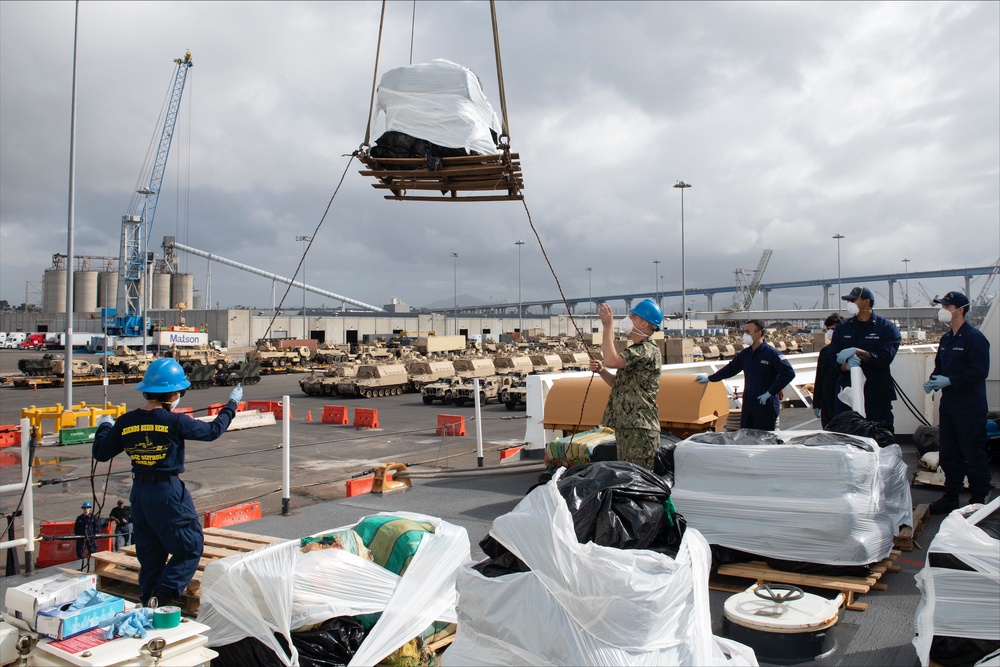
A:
[490,0,510,142]
[362,0,388,150]
[893,377,932,427]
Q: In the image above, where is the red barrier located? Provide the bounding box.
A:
[499,445,523,461]
[354,408,379,429]
[36,521,114,569]
[247,400,290,420]
[346,476,374,497]
[0,424,19,448]
[322,405,349,425]
[173,407,194,415]
[206,403,224,416]
[436,414,466,436]
[203,501,263,528]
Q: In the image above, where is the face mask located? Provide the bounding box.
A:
[937,308,953,324]
[170,398,181,411]
[742,333,754,346]
[825,329,834,341]
[619,316,634,335]
[845,301,860,316]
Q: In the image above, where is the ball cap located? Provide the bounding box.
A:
[842,286,874,302]
[933,291,970,308]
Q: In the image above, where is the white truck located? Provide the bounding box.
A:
[3,332,26,348]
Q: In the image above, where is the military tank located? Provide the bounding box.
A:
[299,364,358,396]
[336,364,412,398]
[17,354,56,376]
[215,361,262,386]
[186,364,218,389]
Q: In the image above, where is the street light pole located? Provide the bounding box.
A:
[653,259,661,303]
[451,252,459,336]
[296,235,312,339]
[833,234,845,310]
[586,267,593,334]
[673,181,691,338]
[515,240,525,337]
[902,258,911,339]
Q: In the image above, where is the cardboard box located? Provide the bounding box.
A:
[3,573,96,631]
[36,595,126,640]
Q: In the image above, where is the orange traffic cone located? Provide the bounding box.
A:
[307,410,313,422]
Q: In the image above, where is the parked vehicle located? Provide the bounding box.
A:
[336,364,412,398]
[17,354,56,376]
[215,361,262,386]
[51,359,104,378]
[3,333,26,349]
[19,333,46,350]
[500,378,528,410]
[299,364,358,396]
[453,375,519,407]
[44,333,94,350]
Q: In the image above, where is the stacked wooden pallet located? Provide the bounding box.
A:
[90,527,284,615]
[710,549,902,612]
[894,504,931,551]
[358,152,524,202]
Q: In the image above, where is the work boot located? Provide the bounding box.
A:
[930,493,960,515]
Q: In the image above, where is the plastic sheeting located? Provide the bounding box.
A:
[670,430,912,565]
[198,512,470,667]
[913,498,1000,667]
[444,468,758,666]
[372,59,502,155]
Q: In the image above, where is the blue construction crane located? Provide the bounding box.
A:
[109,51,193,337]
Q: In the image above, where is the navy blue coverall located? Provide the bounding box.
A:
[831,314,901,429]
[93,402,236,603]
[707,341,795,430]
[931,321,991,498]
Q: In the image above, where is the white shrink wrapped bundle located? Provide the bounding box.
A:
[913,498,1000,667]
[670,430,911,566]
[198,512,470,667]
[372,59,502,156]
[444,468,758,666]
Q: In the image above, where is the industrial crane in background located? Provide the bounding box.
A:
[728,249,773,311]
[109,51,193,336]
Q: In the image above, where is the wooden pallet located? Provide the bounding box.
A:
[711,549,901,612]
[358,151,524,202]
[90,527,284,615]
[894,504,930,551]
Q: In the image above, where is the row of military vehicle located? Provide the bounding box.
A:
[298,351,593,408]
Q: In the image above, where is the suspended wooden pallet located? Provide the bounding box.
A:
[358,151,524,202]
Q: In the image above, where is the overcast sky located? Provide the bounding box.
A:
[1,1,998,315]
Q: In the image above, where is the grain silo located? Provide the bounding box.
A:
[97,271,118,309]
[170,273,194,309]
[73,271,99,313]
[152,273,172,309]
[43,269,67,313]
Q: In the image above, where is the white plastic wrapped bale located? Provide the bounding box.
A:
[444,468,758,666]
[373,59,502,155]
[670,430,913,566]
[913,498,1000,667]
[198,512,470,667]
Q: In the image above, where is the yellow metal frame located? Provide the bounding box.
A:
[21,402,127,437]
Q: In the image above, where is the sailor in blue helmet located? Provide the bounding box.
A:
[924,291,991,514]
[93,358,243,606]
[696,319,795,430]
[74,501,98,562]
[829,286,902,430]
[589,298,663,470]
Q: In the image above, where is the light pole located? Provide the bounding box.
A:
[451,252,459,336]
[653,259,661,302]
[832,234,844,310]
[673,181,691,338]
[902,258,911,338]
[515,240,525,337]
[586,267,593,333]
[296,235,312,339]
[138,187,156,356]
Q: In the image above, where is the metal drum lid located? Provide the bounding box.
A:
[723,584,843,633]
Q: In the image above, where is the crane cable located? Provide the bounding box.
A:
[489,0,510,144]
[361,0,388,151]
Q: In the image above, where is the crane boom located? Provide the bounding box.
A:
[115,52,194,336]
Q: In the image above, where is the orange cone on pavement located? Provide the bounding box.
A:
[307,410,313,422]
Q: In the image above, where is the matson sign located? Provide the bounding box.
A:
[154,331,208,347]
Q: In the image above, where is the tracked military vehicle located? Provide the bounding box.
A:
[187,365,218,389]
[558,351,591,371]
[299,364,358,396]
[529,354,563,374]
[17,354,57,376]
[215,361,262,386]
[406,360,456,389]
[336,364,411,398]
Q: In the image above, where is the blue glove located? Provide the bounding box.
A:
[96,415,115,428]
[923,380,935,395]
[813,408,821,419]
[835,348,857,365]
[695,374,710,384]
[103,608,153,640]
[758,391,772,406]
[229,383,243,404]
[67,589,110,611]
[926,375,951,391]
[846,356,861,369]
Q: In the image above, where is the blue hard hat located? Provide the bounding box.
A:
[136,358,191,393]
[629,299,663,328]
[81,501,92,509]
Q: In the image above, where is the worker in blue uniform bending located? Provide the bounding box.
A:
[830,286,902,430]
[93,358,243,606]
[696,319,795,430]
[924,291,991,514]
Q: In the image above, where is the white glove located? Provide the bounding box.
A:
[695,374,710,383]
[229,384,243,404]
[96,415,115,428]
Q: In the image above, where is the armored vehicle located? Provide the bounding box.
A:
[108,345,156,374]
[17,354,56,376]
[558,351,591,371]
[312,342,354,364]
[406,360,456,390]
[51,358,104,378]
[420,377,463,405]
[165,344,232,372]
[500,378,528,410]
[299,364,358,396]
[492,355,534,376]
[215,361,262,386]
[529,354,564,374]
[246,341,309,369]
[352,343,396,362]
[453,375,519,407]
[187,365,218,389]
[337,363,411,398]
